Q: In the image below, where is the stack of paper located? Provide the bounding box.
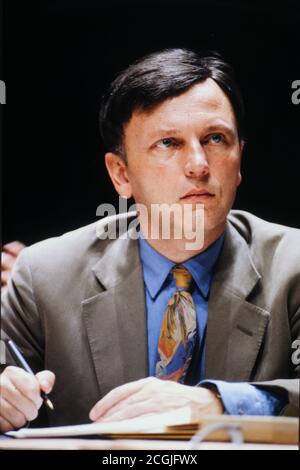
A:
[7,407,299,445]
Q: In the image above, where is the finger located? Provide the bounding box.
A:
[0,397,27,429]
[36,370,55,394]
[90,378,150,421]
[1,270,10,285]
[1,252,16,270]
[3,241,26,256]
[0,415,15,433]
[99,386,150,419]
[95,379,188,422]
[0,375,40,421]
[99,396,155,422]
[8,367,43,408]
[98,379,175,421]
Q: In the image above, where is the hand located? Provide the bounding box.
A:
[0,366,55,433]
[89,377,223,423]
[1,241,26,290]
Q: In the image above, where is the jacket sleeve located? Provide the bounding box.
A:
[1,247,45,374]
[248,379,299,417]
[250,302,300,416]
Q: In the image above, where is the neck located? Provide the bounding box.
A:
[139,221,226,263]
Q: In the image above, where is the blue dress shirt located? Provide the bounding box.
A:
[138,234,286,416]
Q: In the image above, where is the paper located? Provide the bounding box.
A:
[7,410,299,445]
[7,406,193,438]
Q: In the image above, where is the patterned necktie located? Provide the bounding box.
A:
[155,266,197,383]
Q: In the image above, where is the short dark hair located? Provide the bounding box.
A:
[99,48,245,156]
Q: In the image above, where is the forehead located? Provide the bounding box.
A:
[125,78,237,136]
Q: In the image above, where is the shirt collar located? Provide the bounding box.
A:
[138,232,225,300]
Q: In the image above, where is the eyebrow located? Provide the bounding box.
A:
[147,128,182,138]
[203,123,237,137]
[148,123,237,139]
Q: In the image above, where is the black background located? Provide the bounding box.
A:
[1,0,300,245]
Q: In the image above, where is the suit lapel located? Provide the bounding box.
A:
[82,218,148,398]
[205,221,270,381]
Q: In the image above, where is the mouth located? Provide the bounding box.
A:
[180,189,215,201]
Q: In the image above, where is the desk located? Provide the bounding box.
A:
[0,438,298,450]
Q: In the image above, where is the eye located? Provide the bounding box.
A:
[156,138,178,149]
[203,133,225,145]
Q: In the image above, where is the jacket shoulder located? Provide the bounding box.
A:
[228,210,300,277]
[25,221,100,269]
[21,211,138,273]
[228,210,300,241]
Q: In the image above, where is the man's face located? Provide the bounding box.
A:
[107,78,242,236]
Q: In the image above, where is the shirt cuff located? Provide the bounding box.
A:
[199,380,288,416]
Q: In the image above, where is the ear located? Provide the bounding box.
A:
[236,140,245,187]
[105,152,133,199]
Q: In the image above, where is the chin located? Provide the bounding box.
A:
[203,209,227,234]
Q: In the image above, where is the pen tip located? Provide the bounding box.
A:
[45,398,54,411]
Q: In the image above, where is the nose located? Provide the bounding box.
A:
[184,143,209,179]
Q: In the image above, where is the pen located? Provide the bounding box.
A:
[6,339,54,411]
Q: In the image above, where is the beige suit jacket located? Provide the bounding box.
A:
[1,210,300,426]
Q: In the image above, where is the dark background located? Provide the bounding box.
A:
[1,0,300,245]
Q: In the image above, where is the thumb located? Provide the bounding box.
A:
[36,370,56,394]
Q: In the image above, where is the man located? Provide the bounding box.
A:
[1,49,299,432]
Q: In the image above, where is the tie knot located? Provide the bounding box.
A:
[172,266,193,290]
